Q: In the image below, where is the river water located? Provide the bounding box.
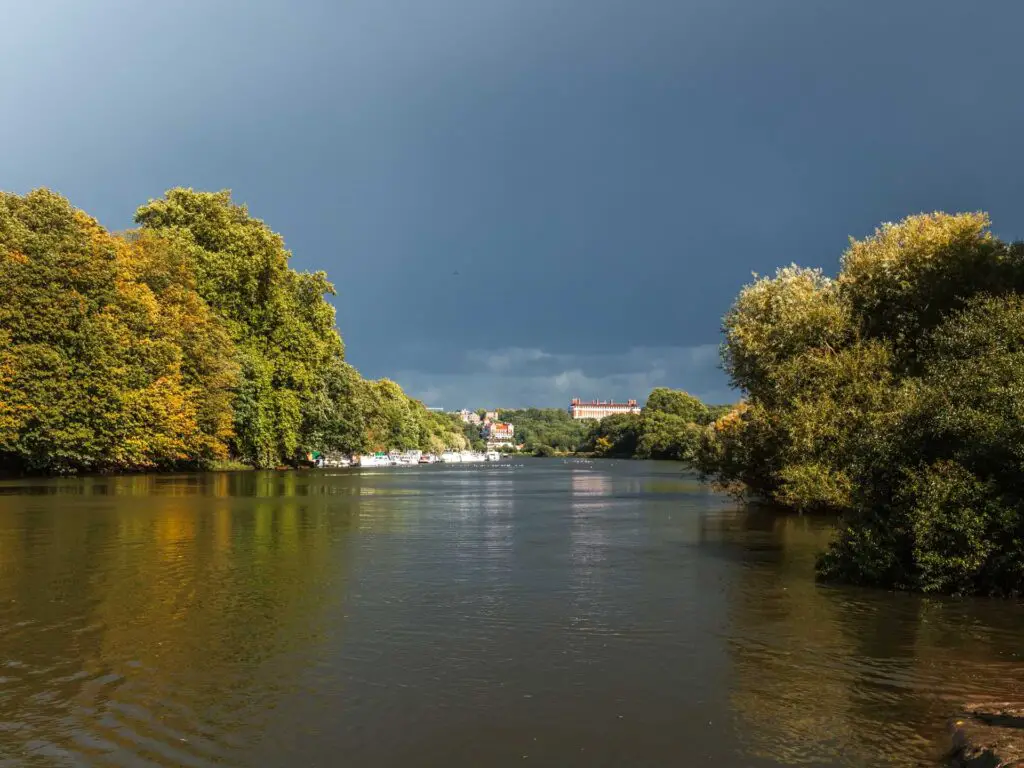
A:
[0,459,1021,766]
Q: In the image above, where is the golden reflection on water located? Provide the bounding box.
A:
[0,474,359,763]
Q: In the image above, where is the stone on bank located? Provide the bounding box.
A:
[948,703,1024,767]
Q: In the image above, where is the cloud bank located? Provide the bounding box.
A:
[392,343,732,409]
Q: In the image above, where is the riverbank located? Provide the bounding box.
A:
[0,458,258,479]
[948,704,1024,766]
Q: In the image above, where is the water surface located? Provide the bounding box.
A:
[0,460,1022,766]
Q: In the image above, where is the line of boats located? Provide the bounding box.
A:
[315,449,501,468]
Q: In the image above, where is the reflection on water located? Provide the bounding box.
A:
[0,472,356,765]
[703,508,1024,765]
[0,461,1021,766]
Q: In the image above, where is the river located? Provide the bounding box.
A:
[0,459,1021,766]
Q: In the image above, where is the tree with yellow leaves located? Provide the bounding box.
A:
[0,190,237,471]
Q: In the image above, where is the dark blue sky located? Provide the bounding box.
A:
[4,0,1023,408]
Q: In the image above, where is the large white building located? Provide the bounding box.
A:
[568,398,641,420]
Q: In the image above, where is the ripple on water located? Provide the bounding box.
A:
[0,465,1022,767]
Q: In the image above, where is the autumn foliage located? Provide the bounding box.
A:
[0,189,465,472]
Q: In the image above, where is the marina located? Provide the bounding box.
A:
[317,450,502,469]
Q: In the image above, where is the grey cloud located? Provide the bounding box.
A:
[4,0,1024,401]
[466,347,554,373]
[394,343,732,409]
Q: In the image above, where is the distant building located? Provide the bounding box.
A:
[483,410,499,423]
[458,409,481,425]
[483,421,514,445]
[568,398,640,420]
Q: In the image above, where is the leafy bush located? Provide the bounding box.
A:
[696,212,1024,595]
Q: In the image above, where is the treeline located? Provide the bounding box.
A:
[495,408,590,453]
[582,388,730,459]
[694,212,1024,597]
[0,189,466,473]
[495,390,728,457]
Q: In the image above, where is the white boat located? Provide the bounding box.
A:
[387,450,419,466]
[485,450,500,462]
[439,451,462,463]
[418,454,438,464]
[321,455,352,468]
[358,453,391,468]
[401,450,422,465]
[460,451,486,463]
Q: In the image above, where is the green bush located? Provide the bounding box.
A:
[697,212,1024,596]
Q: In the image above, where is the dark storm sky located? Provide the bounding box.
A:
[3,0,1023,408]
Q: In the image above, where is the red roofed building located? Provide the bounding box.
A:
[483,421,515,445]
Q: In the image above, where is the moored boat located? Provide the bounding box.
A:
[387,450,421,466]
[321,455,352,468]
[357,453,391,467]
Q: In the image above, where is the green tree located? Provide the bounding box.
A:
[635,411,703,461]
[461,420,486,451]
[0,187,474,473]
[421,410,468,453]
[358,378,421,452]
[579,389,724,461]
[697,211,1024,595]
[300,355,367,455]
[135,189,344,467]
[837,212,1010,366]
[644,387,711,424]
[497,408,589,452]
[0,190,237,472]
[705,404,734,422]
[587,413,642,457]
[722,265,852,405]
